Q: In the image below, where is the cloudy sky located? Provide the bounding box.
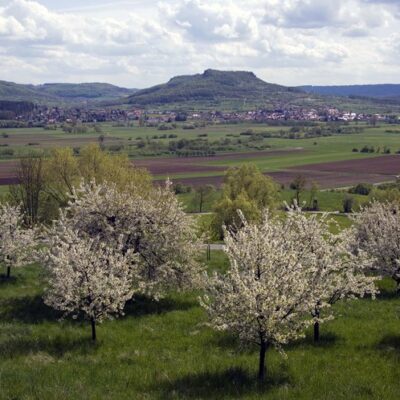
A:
[0,0,399,88]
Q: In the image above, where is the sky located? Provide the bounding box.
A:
[0,0,399,88]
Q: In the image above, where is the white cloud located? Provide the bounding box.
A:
[0,0,398,87]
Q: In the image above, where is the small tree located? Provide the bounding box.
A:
[193,185,215,213]
[290,174,307,205]
[42,224,138,341]
[354,201,400,291]
[343,195,355,213]
[0,203,36,278]
[308,181,319,210]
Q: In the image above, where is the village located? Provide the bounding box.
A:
[13,105,399,127]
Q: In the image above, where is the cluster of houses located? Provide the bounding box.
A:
[12,105,397,126]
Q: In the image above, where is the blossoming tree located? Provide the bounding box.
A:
[59,180,202,298]
[354,201,400,291]
[0,203,36,279]
[42,223,138,341]
[201,208,376,381]
[286,208,377,341]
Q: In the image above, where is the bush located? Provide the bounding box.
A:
[349,183,373,196]
[343,195,355,213]
[360,145,374,153]
[182,124,195,130]
[173,183,192,194]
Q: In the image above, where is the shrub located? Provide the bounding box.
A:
[343,195,355,213]
[349,183,373,196]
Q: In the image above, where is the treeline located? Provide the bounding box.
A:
[0,100,34,117]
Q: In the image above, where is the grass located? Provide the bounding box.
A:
[0,185,9,197]
[179,188,369,214]
[1,258,400,399]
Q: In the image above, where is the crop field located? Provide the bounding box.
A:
[0,256,400,400]
[0,122,399,189]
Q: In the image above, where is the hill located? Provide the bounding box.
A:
[127,69,313,110]
[300,84,400,100]
[0,81,137,105]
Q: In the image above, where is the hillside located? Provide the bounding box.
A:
[127,69,314,110]
[300,84,400,100]
[0,81,137,105]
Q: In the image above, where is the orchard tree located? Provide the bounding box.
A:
[42,224,138,341]
[354,201,400,291]
[287,207,377,342]
[0,203,36,278]
[202,208,376,381]
[60,180,203,298]
[202,210,317,382]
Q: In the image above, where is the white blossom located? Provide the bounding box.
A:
[201,207,376,380]
[0,203,36,278]
[42,223,138,340]
[354,201,400,290]
[59,180,203,298]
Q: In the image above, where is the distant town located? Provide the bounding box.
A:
[11,105,400,127]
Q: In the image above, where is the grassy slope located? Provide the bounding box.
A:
[0,259,399,400]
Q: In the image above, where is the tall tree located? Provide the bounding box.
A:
[44,147,79,206]
[212,164,279,238]
[9,153,45,225]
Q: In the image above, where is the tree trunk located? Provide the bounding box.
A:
[199,193,203,213]
[314,321,320,342]
[394,277,400,294]
[258,341,268,382]
[314,306,320,342]
[91,318,96,341]
[6,266,11,279]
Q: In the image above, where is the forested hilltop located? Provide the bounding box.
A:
[0,81,137,105]
[301,84,400,100]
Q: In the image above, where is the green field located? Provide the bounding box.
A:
[1,122,400,166]
[179,189,368,214]
[0,254,399,400]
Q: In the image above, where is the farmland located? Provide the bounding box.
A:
[0,121,400,189]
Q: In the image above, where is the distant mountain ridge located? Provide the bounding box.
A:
[1,71,400,112]
[300,84,400,99]
[127,69,310,109]
[0,80,137,105]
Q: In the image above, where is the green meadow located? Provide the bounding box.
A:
[0,254,399,400]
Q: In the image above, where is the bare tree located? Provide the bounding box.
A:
[10,153,45,225]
